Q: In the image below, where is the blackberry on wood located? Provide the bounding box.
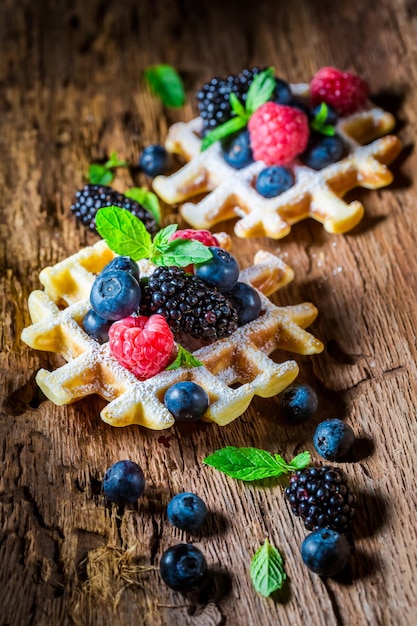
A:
[139,266,238,341]
[285,466,355,535]
[71,184,158,235]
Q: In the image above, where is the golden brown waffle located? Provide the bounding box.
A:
[153,84,401,239]
[21,240,323,430]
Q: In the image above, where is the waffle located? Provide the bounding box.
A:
[21,240,323,430]
[153,84,401,239]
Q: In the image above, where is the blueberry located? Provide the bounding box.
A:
[301,528,351,576]
[164,381,209,422]
[221,130,254,169]
[139,144,172,177]
[101,256,140,282]
[225,281,262,325]
[90,269,141,321]
[195,247,240,292]
[255,166,294,198]
[310,103,338,126]
[103,460,145,504]
[280,383,318,424]
[273,78,293,105]
[160,543,208,592]
[289,99,311,116]
[313,419,355,461]
[82,308,113,343]
[167,492,208,531]
[301,135,345,170]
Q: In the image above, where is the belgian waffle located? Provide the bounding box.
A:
[153,84,401,239]
[21,240,323,430]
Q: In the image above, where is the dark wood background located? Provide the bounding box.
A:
[1,0,416,624]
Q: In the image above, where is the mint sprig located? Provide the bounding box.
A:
[125,187,161,224]
[201,67,276,151]
[250,539,286,597]
[166,344,204,371]
[88,151,128,185]
[144,64,185,108]
[95,206,212,267]
[203,446,310,481]
[311,102,336,136]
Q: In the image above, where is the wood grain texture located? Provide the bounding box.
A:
[1,0,416,624]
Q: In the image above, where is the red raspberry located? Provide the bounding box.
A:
[248,102,309,166]
[310,66,369,116]
[170,229,220,247]
[109,315,175,380]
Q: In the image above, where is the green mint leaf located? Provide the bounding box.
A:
[203,446,286,481]
[88,164,114,185]
[250,539,286,597]
[152,238,212,267]
[229,92,246,118]
[166,344,204,370]
[125,187,161,224]
[201,116,247,151]
[105,151,128,169]
[144,64,185,108]
[245,67,276,115]
[152,224,178,252]
[311,102,336,136]
[287,451,311,470]
[95,206,153,260]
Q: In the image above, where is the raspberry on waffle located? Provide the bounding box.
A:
[152,83,401,239]
[21,241,323,430]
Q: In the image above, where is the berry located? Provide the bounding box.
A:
[167,492,208,531]
[140,267,238,341]
[196,67,262,134]
[310,103,338,126]
[285,466,355,535]
[301,529,351,577]
[164,381,209,422]
[169,229,220,247]
[109,315,174,380]
[70,184,158,234]
[103,460,145,504]
[221,130,254,169]
[195,247,240,293]
[139,144,172,177]
[301,134,345,170]
[101,256,140,282]
[160,544,207,592]
[255,166,294,198]
[313,419,355,461]
[248,102,310,166]
[90,270,141,321]
[82,309,113,344]
[224,281,262,326]
[273,78,293,105]
[310,66,369,116]
[280,383,318,424]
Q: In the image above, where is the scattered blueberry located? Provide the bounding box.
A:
[167,492,208,531]
[90,269,141,321]
[159,543,208,592]
[301,528,351,576]
[139,144,172,177]
[101,256,140,282]
[221,130,254,169]
[301,134,345,170]
[103,460,145,504]
[280,383,318,424]
[225,281,262,325]
[313,418,355,461]
[195,247,240,292]
[164,381,209,422]
[82,308,113,343]
[255,166,294,198]
[310,102,338,126]
[273,78,293,105]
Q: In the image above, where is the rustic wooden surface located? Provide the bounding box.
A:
[1,0,416,624]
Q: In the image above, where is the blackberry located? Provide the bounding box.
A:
[71,184,158,235]
[196,67,262,134]
[140,266,238,341]
[285,466,355,535]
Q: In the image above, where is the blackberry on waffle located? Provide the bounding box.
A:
[71,184,158,235]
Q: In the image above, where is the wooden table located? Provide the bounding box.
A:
[1,1,416,624]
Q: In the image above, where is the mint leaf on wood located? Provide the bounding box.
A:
[88,164,114,186]
[105,151,128,169]
[286,450,311,470]
[95,207,153,260]
[166,344,204,370]
[250,539,286,597]
[125,187,162,224]
[144,64,185,108]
